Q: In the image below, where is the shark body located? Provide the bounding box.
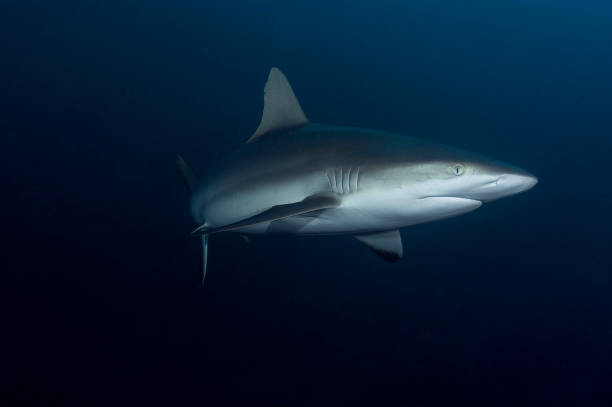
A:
[177,68,537,282]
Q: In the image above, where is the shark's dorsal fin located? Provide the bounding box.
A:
[355,230,403,263]
[247,67,308,143]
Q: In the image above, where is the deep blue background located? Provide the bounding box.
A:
[2,0,611,405]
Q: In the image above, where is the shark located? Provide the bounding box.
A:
[176,67,538,284]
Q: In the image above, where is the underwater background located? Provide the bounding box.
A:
[2,0,611,405]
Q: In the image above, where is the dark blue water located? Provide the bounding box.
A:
[2,1,611,405]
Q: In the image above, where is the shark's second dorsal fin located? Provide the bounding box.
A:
[247,67,308,143]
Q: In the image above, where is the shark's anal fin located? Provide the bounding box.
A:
[192,193,340,235]
[355,230,403,263]
[247,67,308,143]
[200,234,209,287]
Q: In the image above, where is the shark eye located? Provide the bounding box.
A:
[452,164,465,176]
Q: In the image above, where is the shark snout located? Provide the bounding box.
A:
[498,173,538,194]
[471,171,538,202]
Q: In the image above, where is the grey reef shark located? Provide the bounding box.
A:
[176,68,538,284]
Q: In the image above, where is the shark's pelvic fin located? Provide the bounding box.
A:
[355,230,403,263]
[248,67,309,143]
[175,153,197,194]
[192,193,340,235]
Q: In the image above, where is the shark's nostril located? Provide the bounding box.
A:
[482,180,499,188]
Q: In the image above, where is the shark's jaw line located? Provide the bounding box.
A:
[177,67,538,282]
[419,196,483,203]
[417,196,484,210]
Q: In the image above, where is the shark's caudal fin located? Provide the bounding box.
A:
[175,154,210,286]
[188,192,340,285]
[200,234,209,286]
[175,153,197,194]
[247,67,309,143]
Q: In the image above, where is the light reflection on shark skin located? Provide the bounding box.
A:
[177,68,537,283]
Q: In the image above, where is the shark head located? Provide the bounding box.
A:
[380,146,538,205]
[452,159,538,202]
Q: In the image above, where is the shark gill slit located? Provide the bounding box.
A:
[330,168,338,192]
[334,168,340,194]
[345,167,352,193]
[349,167,357,193]
[326,169,334,191]
[327,166,359,195]
[335,168,340,193]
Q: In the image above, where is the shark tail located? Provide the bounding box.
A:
[175,153,197,194]
[200,233,209,286]
[175,153,209,286]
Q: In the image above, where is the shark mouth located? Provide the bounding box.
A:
[417,196,484,213]
[419,196,483,204]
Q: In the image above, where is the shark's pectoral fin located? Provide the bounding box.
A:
[192,193,341,235]
[355,230,403,263]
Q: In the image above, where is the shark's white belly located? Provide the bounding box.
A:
[232,190,482,235]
